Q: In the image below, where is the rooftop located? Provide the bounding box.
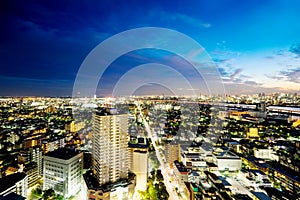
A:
[174,160,188,173]
[0,173,27,193]
[0,193,26,200]
[269,163,300,183]
[249,169,266,176]
[94,107,125,116]
[128,142,148,149]
[83,170,100,190]
[233,194,252,200]
[83,171,136,192]
[251,191,271,200]
[44,148,80,160]
[246,157,268,168]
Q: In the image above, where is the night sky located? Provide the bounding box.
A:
[1,0,300,96]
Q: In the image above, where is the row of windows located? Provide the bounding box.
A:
[45,167,64,174]
[45,163,64,169]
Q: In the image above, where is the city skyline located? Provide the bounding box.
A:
[1,0,300,96]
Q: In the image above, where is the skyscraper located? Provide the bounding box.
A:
[92,107,128,186]
[165,140,181,168]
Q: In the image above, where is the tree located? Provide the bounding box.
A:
[148,182,158,200]
[43,189,55,199]
[156,169,164,182]
[150,169,156,180]
[32,188,42,196]
[54,195,64,200]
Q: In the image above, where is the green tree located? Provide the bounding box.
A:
[32,188,42,196]
[43,189,55,199]
[156,169,164,182]
[148,183,158,200]
[150,169,156,180]
[54,195,64,200]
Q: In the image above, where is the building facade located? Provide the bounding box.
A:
[165,141,180,167]
[92,108,128,186]
[30,146,43,177]
[43,148,83,198]
[41,137,65,154]
[0,173,28,198]
[25,162,39,187]
[128,137,148,192]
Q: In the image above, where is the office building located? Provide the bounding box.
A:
[92,107,128,185]
[43,148,83,198]
[128,137,148,191]
[65,120,85,132]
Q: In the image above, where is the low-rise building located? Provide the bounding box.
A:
[182,152,206,171]
[269,163,300,194]
[237,169,272,188]
[172,160,188,192]
[83,170,136,200]
[243,157,268,173]
[254,148,278,161]
[25,162,39,187]
[0,173,28,198]
[41,137,65,154]
[213,148,241,171]
[251,191,272,200]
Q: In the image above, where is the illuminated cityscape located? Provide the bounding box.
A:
[0,95,299,199]
[1,1,300,200]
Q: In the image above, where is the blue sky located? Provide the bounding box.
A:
[0,0,299,96]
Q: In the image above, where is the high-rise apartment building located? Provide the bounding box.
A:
[30,146,43,177]
[165,140,181,167]
[92,107,128,186]
[18,146,43,177]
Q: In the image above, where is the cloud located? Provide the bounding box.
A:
[230,68,242,80]
[213,58,229,63]
[150,10,211,29]
[222,83,297,95]
[265,44,300,84]
[266,68,300,83]
[280,68,300,83]
[244,80,261,86]
[216,65,242,82]
[290,43,300,57]
[264,56,274,59]
[217,67,230,77]
[171,13,211,28]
